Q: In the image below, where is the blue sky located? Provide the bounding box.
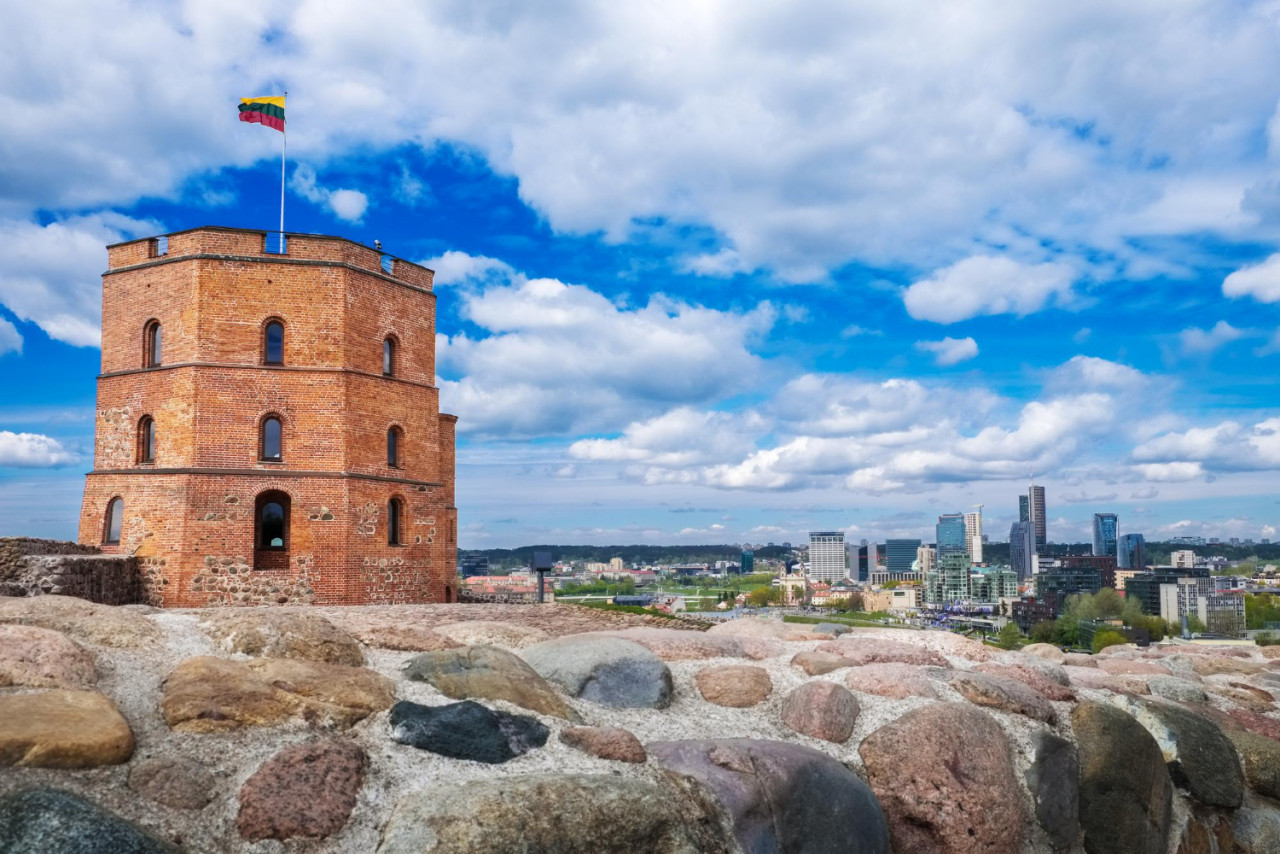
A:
[2,1,1280,548]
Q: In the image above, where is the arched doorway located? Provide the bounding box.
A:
[254,490,290,571]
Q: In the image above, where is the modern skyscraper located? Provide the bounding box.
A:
[1019,495,1029,522]
[808,531,846,582]
[884,539,922,575]
[1009,521,1031,579]
[964,508,984,563]
[740,550,754,575]
[1092,513,1118,558]
[1028,485,1046,548]
[936,514,967,556]
[1118,533,1145,570]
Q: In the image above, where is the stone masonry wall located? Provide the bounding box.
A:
[0,538,141,605]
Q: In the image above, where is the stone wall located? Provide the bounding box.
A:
[0,538,141,605]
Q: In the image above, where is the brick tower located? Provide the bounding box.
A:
[79,227,458,607]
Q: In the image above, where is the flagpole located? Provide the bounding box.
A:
[279,91,287,254]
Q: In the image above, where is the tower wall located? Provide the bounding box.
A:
[80,227,457,607]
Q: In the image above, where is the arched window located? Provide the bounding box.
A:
[263,320,284,365]
[388,497,403,545]
[138,416,155,463]
[104,497,124,544]
[260,416,282,461]
[383,337,396,376]
[144,320,162,367]
[387,426,401,468]
[255,490,290,549]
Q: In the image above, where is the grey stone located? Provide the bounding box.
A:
[1225,730,1280,801]
[650,738,889,854]
[521,636,673,709]
[1146,675,1208,704]
[1025,731,1079,851]
[1233,797,1280,854]
[812,622,851,636]
[1109,695,1243,808]
[1072,701,1172,854]
[377,773,729,854]
[389,700,548,764]
[0,787,178,853]
[403,644,581,721]
[128,756,216,809]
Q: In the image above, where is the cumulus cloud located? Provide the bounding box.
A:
[290,165,368,222]
[1130,486,1160,500]
[1044,356,1151,394]
[422,251,515,288]
[1133,418,1280,474]
[1178,320,1249,356]
[436,258,775,438]
[1223,253,1280,303]
[0,213,159,347]
[0,432,78,467]
[915,336,978,366]
[0,317,21,356]
[903,256,1077,323]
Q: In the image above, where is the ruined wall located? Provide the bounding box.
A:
[0,539,140,605]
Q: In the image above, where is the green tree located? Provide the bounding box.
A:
[1030,620,1057,643]
[996,623,1022,650]
[747,587,780,607]
[1091,630,1129,654]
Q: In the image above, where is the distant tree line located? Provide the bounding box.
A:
[458,544,793,571]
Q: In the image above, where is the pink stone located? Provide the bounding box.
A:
[779,681,859,743]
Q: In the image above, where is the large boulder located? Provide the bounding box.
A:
[815,637,948,667]
[323,611,462,652]
[403,645,581,721]
[779,681,859,743]
[1225,730,1280,801]
[521,636,673,709]
[859,703,1026,854]
[845,663,939,699]
[650,738,889,854]
[1025,731,1079,852]
[389,700,549,764]
[434,620,550,649]
[947,670,1057,722]
[695,665,772,707]
[1072,701,1173,854]
[128,757,217,810]
[1233,798,1280,854]
[1108,695,1243,808]
[200,610,364,665]
[0,595,160,647]
[1189,656,1266,677]
[237,739,367,841]
[791,651,854,676]
[975,663,1075,702]
[589,627,782,660]
[377,774,730,854]
[0,787,178,853]
[1147,675,1208,704]
[160,655,394,731]
[1023,642,1067,664]
[1096,658,1171,676]
[0,624,97,688]
[0,690,134,768]
[706,616,825,641]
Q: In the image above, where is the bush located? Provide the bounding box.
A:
[996,623,1022,650]
[1029,620,1057,644]
[1256,631,1279,647]
[1091,630,1129,654]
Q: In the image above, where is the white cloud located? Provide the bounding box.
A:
[1178,320,1249,356]
[1045,356,1151,394]
[840,325,881,338]
[289,165,368,222]
[0,213,159,347]
[1132,462,1205,482]
[1130,486,1159,500]
[1133,418,1280,473]
[1061,491,1119,504]
[422,251,515,288]
[437,258,775,438]
[915,336,978,366]
[0,317,21,356]
[903,256,1077,323]
[0,432,77,467]
[1223,253,1280,303]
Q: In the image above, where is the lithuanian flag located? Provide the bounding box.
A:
[238,96,285,132]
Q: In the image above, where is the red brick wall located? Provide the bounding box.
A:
[83,228,455,607]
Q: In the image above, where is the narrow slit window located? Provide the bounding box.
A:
[145,321,162,367]
[388,498,402,545]
[383,337,395,376]
[387,427,400,467]
[261,417,282,461]
[104,497,123,544]
[264,321,284,365]
[138,416,155,463]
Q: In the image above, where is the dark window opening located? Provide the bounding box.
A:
[104,497,123,544]
[381,253,394,274]
[138,416,155,463]
[264,320,284,365]
[387,427,401,467]
[383,337,396,376]
[261,416,282,461]
[151,236,169,257]
[145,321,162,367]
[388,498,403,545]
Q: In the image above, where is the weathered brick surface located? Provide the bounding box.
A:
[81,227,457,607]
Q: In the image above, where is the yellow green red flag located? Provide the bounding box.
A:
[238,95,285,132]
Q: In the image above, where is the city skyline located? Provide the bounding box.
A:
[2,4,1279,548]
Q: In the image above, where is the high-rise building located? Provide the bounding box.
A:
[885,539,922,575]
[916,544,936,575]
[1172,550,1196,569]
[925,551,972,603]
[936,513,967,556]
[1118,534,1145,570]
[1019,495,1029,523]
[1092,513,1118,558]
[964,509,984,563]
[1009,521,1032,579]
[1028,485,1046,548]
[740,550,754,575]
[808,531,846,582]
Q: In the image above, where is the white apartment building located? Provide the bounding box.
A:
[916,545,936,575]
[808,531,847,582]
[964,510,984,563]
[1171,550,1196,569]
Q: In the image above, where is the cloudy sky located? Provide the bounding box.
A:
[2,0,1280,548]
